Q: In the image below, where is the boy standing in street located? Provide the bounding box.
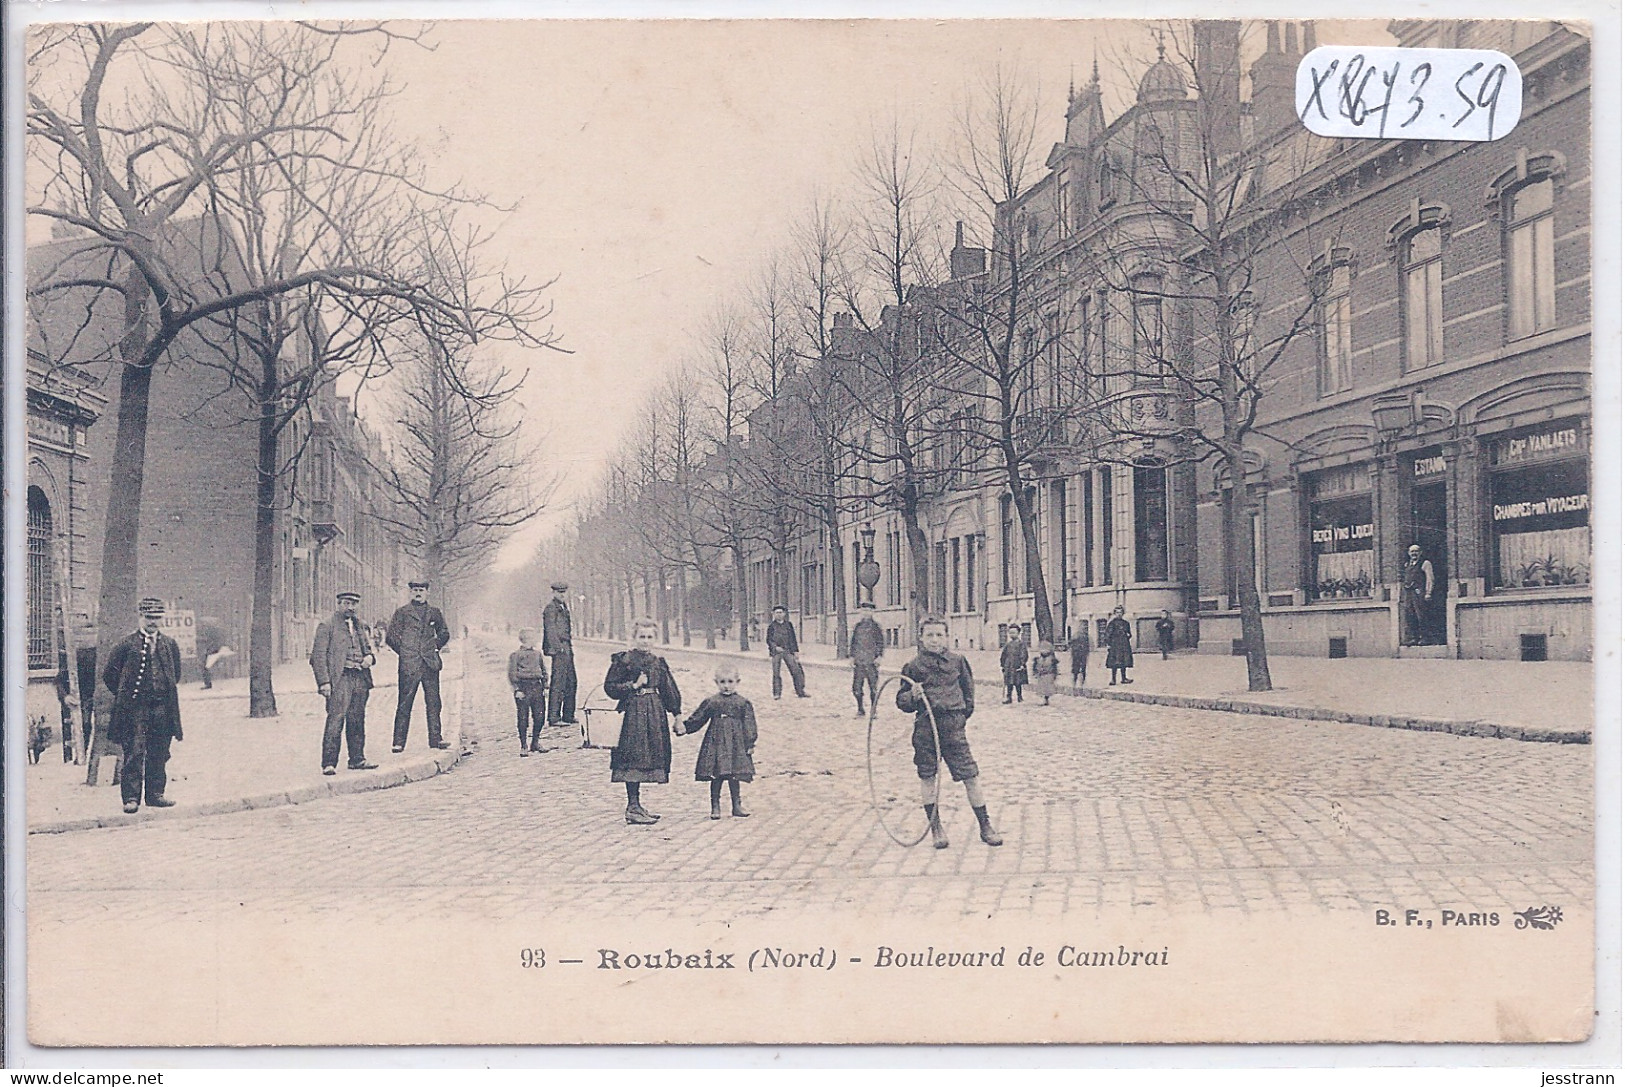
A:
[508,628,549,756]
[895,616,1002,850]
[766,605,809,700]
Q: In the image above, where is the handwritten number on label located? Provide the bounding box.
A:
[1401,63,1432,129]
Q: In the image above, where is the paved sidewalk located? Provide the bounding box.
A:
[27,647,470,834]
[581,636,1592,743]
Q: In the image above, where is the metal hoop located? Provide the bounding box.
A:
[865,674,941,849]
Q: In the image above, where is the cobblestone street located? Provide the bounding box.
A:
[27,635,1593,928]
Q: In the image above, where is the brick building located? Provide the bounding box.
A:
[1189,21,1592,660]
[26,219,404,681]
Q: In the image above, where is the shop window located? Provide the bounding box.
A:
[1403,226,1445,369]
[1489,422,1589,588]
[1314,256,1354,397]
[1505,178,1556,340]
[1133,464,1170,581]
[28,486,55,671]
[1305,464,1375,600]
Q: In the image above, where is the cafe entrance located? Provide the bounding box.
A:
[1403,450,1449,646]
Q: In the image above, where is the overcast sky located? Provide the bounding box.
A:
[21,12,1399,573]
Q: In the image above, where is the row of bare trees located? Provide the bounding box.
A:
[27,22,562,719]
[508,21,1333,691]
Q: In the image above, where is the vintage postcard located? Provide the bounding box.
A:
[12,9,1604,1051]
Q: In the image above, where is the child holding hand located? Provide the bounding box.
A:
[677,663,758,819]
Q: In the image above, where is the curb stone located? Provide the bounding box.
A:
[588,638,1592,745]
[28,658,468,835]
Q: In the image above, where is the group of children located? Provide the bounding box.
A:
[509,615,1001,849]
[997,605,1177,703]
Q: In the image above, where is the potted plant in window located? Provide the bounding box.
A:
[1317,578,1338,601]
[1352,570,1373,599]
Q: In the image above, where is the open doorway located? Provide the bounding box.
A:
[1406,478,1449,646]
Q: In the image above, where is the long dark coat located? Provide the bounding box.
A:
[604,648,682,782]
[542,599,574,655]
[1105,617,1135,670]
[310,612,375,690]
[102,630,184,748]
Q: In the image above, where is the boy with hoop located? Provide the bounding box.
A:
[895,616,1002,850]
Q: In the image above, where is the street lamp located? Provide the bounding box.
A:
[856,522,881,606]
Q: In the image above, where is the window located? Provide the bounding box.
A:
[1316,259,1354,396]
[1057,178,1072,237]
[28,487,54,671]
[933,541,949,614]
[1506,178,1556,339]
[963,535,977,612]
[1080,469,1096,587]
[1099,466,1113,584]
[1305,464,1375,600]
[1401,226,1446,369]
[1489,422,1589,589]
[1228,290,1256,374]
[1133,465,1170,581]
[950,538,962,613]
[1131,274,1165,381]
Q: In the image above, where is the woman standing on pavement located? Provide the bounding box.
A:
[1105,605,1135,686]
[604,618,682,825]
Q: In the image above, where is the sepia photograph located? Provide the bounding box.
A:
[8,5,1609,1056]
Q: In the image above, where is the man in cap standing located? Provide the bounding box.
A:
[542,581,578,726]
[387,579,451,751]
[766,605,809,699]
[102,598,184,814]
[311,590,379,775]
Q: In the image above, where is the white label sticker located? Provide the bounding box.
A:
[1296,46,1523,142]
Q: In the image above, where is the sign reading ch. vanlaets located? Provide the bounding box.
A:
[1492,426,1583,467]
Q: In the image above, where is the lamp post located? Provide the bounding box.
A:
[856,522,881,606]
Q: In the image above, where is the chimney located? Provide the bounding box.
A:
[1249,20,1301,137]
[1196,20,1243,160]
[949,220,987,279]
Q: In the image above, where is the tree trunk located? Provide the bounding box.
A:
[88,275,154,786]
[899,481,931,637]
[1225,454,1272,691]
[248,371,281,717]
[824,504,849,659]
[733,544,750,652]
[678,574,691,646]
[1011,482,1056,645]
[656,565,670,644]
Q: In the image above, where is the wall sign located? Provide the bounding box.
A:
[1491,425,1584,467]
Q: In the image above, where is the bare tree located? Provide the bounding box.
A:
[932,62,1080,645]
[1092,22,1330,690]
[26,23,560,728]
[369,335,557,628]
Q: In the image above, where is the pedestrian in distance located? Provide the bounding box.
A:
[604,618,682,825]
[849,601,885,717]
[103,597,184,814]
[896,616,1001,849]
[1031,640,1060,706]
[508,628,549,756]
[311,590,379,775]
[1067,625,1090,689]
[676,662,758,819]
[766,605,809,700]
[308,588,378,776]
[999,626,1028,703]
[1155,609,1177,661]
[542,581,579,726]
[386,579,452,752]
[1105,605,1134,685]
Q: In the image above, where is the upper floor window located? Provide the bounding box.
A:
[1403,226,1445,368]
[1505,178,1556,340]
[1130,273,1165,382]
[1314,253,1354,397]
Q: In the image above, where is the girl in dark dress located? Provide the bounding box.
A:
[603,619,682,825]
[677,662,758,819]
[1105,605,1134,685]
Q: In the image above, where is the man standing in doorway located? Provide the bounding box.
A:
[311,590,378,775]
[103,597,184,814]
[766,605,809,700]
[387,579,451,752]
[1401,543,1436,647]
[849,601,884,717]
[543,581,578,727]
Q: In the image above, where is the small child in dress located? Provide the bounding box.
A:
[676,662,758,819]
[1031,641,1060,706]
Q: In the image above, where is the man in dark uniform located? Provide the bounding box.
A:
[103,597,184,814]
[542,581,578,727]
[848,601,884,717]
[311,590,379,775]
[386,579,451,752]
